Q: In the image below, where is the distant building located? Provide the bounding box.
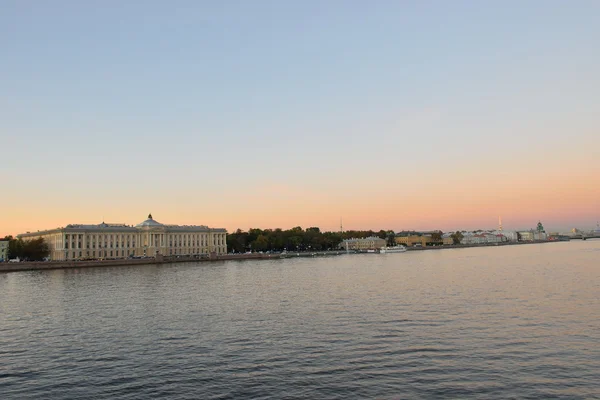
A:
[517,222,548,241]
[395,235,433,247]
[518,230,546,241]
[17,214,227,261]
[518,231,534,241]
[0,240,8,262]
[499,231,518,241]
[461,232,508,245]
[340,236,386,250]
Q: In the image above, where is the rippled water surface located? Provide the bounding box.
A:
[1,240,600,399]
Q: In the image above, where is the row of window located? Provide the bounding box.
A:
[66,247,227,259]
[63,233,226,249]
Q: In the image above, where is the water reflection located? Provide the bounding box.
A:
[1,240,599,399]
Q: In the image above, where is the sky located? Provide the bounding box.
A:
[1,0,599,236]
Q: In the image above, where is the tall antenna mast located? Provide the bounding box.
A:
[340,217,343,233]
[499,216,503,232]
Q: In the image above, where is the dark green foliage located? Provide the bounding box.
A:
[430,231,443,243]
[386,231,396,246]
[3,236,50,261]
[226,227,396,253]
[451,231,464,245]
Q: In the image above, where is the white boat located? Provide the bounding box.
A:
[380,246,407,254]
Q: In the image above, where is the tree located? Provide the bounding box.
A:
[23,238,50,261]
[253,235,269,251]
[8,238,24,259]
[451,231,464,245]
[386,230,396,246]
[226,226,401,253]
[430,231,443,243]
[227,229,248,253]
[7,237,49,261]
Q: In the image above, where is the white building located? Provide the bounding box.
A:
[17,214,227,261]
[340,236,386,250]
[497,231,518,242]
[518,231,547,241]
[461,232,508,245]
[0,240,8,262]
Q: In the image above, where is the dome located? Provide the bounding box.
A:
[136,213,163,227]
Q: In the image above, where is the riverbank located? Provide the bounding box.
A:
[0,253,275,273]
[0,240,564,273]
[404,239,558,251]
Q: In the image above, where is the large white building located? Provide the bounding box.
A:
[18,214,227,261]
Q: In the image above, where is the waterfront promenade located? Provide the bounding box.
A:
[0,240,564,273]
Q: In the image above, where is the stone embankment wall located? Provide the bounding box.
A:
[0,253,278,273]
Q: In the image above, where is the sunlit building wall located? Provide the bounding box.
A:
[17,214,227,261]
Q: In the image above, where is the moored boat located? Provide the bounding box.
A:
[379,246,407,254]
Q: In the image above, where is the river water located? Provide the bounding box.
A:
[1,240,599,399]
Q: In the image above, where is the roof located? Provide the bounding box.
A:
[18,214,227,237]
[136,213,164,228]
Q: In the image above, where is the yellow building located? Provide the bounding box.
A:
[18,214,227,261]
[395,235,433,247]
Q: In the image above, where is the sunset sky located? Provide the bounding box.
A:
[1,0,599,237]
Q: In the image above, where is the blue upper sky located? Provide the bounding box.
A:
[1,1,599,234]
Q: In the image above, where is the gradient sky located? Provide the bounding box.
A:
[1,0,599,237]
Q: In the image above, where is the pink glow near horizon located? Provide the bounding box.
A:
[2,167,597,237]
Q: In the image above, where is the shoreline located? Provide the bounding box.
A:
[0,239,570,273]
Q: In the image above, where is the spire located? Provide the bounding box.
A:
[537,221,545,233]
[498,216,503,232]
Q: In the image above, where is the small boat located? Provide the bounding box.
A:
[379,246,407,254]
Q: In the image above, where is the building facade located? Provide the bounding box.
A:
[17,214,227,261]
[461,232,506,245]
[0,240,8,262]
[340,236,386,250]
[395,235,433,247]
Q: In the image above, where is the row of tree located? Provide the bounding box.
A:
[1,236,50,261]
[226,227,400,253]
[226,228,472,252]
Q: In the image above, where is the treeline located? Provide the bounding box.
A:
[1,236,50,261]
[226,227,397,253]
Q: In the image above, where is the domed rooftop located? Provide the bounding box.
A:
[136,213,163,227]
